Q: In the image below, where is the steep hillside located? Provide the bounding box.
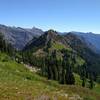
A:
[23,30,83,64]
[24,31,100,83]
[70,32,100,53]
[0,53,100,100]
[23,30,88,85]
[0,24,44,50]
[64,33,100,77]
[0,29,100,100]
[24,30,69,51]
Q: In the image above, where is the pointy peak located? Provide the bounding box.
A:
[45,29,58,36]
[47,29,56,33]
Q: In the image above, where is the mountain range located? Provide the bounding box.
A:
[0,24,44,50]
[70,32,100,53]
[0,24,100,99]
[0,24,100,54]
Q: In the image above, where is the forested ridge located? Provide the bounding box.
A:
[0,30,100,99]
[22,30,100,89]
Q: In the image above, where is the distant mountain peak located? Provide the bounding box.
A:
[0,24,44,50]
[69,31,100,53]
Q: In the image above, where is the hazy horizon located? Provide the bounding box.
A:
[1,24,100,34]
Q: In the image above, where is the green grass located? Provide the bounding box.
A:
[52,42,72,51]
[74,74,82,86]
[0,53,100,100]
[75,56,85,66]
[93,84,100,94]
[52,42,66,50]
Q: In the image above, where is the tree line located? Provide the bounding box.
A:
[0,33,15,55]
[21,48,94,89]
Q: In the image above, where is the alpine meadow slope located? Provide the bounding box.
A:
[0,25,100,100]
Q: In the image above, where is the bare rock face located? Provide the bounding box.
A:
[0,24,44,50]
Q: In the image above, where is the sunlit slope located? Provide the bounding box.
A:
[0,53,99,100]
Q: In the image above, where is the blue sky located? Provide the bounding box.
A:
[0,0,100,33]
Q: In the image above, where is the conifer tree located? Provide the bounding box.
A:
[89,74,94,89]
[63,50,75,85]
[81,64,87,87]
[60,59,66,84]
